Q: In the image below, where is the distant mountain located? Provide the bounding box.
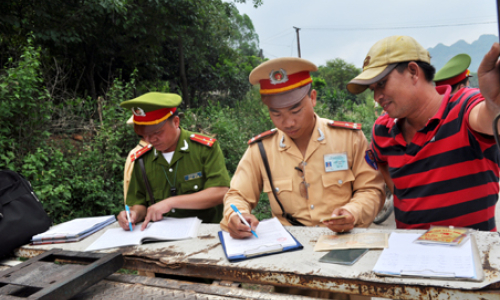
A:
[427,34,498,73]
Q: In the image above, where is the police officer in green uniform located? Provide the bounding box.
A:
[117,92,230,231]
[434,53,472,94]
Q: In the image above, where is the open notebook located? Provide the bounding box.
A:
[85,217,201,251]
[218,217,303,262]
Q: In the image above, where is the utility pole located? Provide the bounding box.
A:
[293,26,301,58]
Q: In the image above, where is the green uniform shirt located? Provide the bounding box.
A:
[126,128,230,223]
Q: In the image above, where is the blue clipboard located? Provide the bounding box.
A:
[218,229,303,263]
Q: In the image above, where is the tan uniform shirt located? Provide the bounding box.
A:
[221,116,384,230]
[123,139,149,202]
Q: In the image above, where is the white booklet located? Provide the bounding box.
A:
[85,217,201,251]
[32,215,116,243]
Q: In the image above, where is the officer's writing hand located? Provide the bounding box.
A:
[227,212,259,239]
[478,43,500,110]
[323,208,355,233]
[141,200,172,230]
[117,209,138,231]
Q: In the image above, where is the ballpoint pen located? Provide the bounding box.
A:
[230,204,258,238]
[125,205,133,231]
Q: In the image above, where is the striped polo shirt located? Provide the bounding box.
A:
[371,85,499,231]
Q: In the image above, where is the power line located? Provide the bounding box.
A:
[260,42,291,47]
[261,28,294,42]
[302,21,496,31]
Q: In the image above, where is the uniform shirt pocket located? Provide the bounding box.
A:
[263,178,293,195]
[263,178,294,212]
[322,170,355,201]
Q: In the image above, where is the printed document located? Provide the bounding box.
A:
[220,217,298,257]
[373,232,477,279]
[314,232,388,251]
[85,217,201,251]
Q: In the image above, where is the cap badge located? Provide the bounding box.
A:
[363,56,371,69]
[269,69,288,85]
[132,107,146,117]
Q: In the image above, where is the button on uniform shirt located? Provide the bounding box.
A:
[126,128,231,223]
[221,115,385,229]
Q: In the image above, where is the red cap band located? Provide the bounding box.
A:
[435,69,470,87]
[133,107,176,125]
[259,71,312,95]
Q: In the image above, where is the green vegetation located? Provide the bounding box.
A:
[0,0,376,224]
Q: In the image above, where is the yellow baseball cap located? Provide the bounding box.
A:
[347,35,431,95]
[249,57,318,108]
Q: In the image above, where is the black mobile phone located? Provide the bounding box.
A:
[319,248,369,265]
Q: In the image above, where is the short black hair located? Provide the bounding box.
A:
[395,61,436,82]
[166,109,179,122]
[451,77,469,91]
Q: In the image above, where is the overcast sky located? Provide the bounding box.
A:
[234,0,499,69]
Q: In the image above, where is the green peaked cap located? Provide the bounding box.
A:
[434,54,471,82]
[120,92,182,112]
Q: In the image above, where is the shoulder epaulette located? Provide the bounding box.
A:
[328,120,362,130]
[248,128,278,145]
[190,133,216,147]
[130,144,153,162]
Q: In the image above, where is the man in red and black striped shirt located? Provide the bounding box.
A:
[346,35,500,231]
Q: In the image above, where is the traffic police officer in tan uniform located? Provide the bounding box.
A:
[117,92,230,231]
[123,115,149,201]
[221,57,385,238]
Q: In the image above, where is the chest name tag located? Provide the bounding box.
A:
[184,171,202,181]
[324,153,348,172]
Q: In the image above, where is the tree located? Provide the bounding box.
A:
[0,0,263,107]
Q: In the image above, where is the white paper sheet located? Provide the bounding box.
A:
[32,215,116,241]
[85,217,201,251]
[373,232,476,279]
[221,217,297,257]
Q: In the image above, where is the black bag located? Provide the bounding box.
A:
[0,170,52,257]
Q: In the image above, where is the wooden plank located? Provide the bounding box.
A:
[0,250,123,300]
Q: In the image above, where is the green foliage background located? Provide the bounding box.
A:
[0,45,375,224]
[0,0,377,224]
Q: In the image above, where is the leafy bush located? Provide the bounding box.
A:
[0,44,378,224]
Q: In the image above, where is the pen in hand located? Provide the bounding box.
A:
[230,204,258,238]
[125,205,133,231]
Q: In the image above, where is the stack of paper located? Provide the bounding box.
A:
[32,215,116,245]
[373,232,483,281]
[85,217,202,251]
